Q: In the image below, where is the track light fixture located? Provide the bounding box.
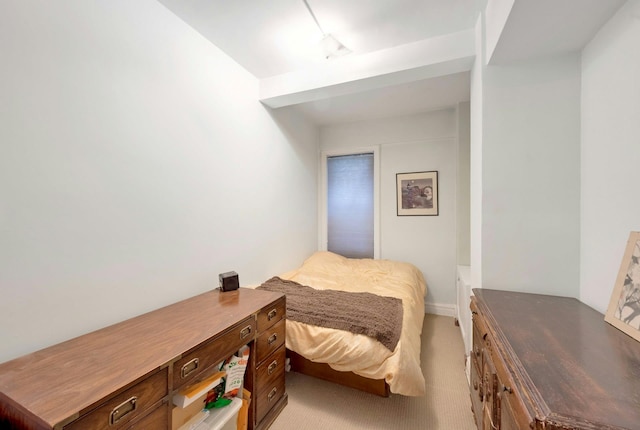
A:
[302,0,351,59]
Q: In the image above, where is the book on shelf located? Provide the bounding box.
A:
[173,370,226,408]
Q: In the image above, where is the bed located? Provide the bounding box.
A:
[256,251,427,397]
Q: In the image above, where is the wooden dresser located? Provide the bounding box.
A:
[470,289,640,430]
[0,287,287,430]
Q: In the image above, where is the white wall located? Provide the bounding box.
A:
[456,102,471,266]
[320,109,468,312]
[481,54,581,296]
[0,0,318,363]
[581,0,640,312]
[484,0,515,64]
[470,14,485,292]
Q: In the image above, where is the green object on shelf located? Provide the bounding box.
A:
[205,397,232,409]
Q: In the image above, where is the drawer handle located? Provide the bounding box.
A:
[267,333,278,345]
[109,396,137,425]
[267,387,277,402]
[267,309,277,320]
[181,358,199,379]
[240,325,252,339]
[267,359,278,375]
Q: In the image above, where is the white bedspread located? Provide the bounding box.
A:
[278,251,427,396]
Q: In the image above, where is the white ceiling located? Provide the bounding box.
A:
[294,71,472,125]
[158,0,626,126]
[157,0,480,78]
[490,0,626,64]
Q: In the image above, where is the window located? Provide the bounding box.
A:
[321,150,378,259]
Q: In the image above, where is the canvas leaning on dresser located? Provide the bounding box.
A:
[0,288,287,430]
[470,289,640,430]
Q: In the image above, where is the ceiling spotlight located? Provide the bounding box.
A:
[302,0,352,59]
[321,33,351,59]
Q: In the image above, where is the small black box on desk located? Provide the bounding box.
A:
[219,271,239,292]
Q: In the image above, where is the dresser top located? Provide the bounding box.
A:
[0,287,283,428]
[473,288,640,430]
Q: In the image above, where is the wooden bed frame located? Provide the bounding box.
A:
[287,349,390,397]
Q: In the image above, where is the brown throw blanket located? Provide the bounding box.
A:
[256,277,403,351]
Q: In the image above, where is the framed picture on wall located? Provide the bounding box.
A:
[605,231,640,342]
[396,171,438,216]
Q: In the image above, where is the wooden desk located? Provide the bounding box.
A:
[470,289,640,430]
[0,288,287,430]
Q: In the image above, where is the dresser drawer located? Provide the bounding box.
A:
[498,387,529,430]
[257,297,286,333]
[256,319,285,364]
[472,326,482,367]
[470,353,483,402]
[471,301,487,364]
[65,368,168,430]
[481,349,497,430]
[256,346,286,392]
[469,354,483,428]
[173,317,255,389]
[254,372,285,424]
[490,345,533,429]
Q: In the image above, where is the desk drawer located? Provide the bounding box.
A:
[256,319,285,364]
[257,297,286,333]
[65,368,167,430]
[256,345,286,393]
[173,317,255,389]
[255,372,285,424]
[125,403,168,429]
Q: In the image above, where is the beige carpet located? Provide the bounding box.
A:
[269,314,477,430]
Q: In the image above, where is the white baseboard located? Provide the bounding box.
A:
[424,303,457,317]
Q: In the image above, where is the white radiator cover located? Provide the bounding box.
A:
[456,265,472,381]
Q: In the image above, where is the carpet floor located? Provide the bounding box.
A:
[268,314,477,429]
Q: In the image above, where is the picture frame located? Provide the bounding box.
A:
[605,231,640,342]
[396,171,438,216]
